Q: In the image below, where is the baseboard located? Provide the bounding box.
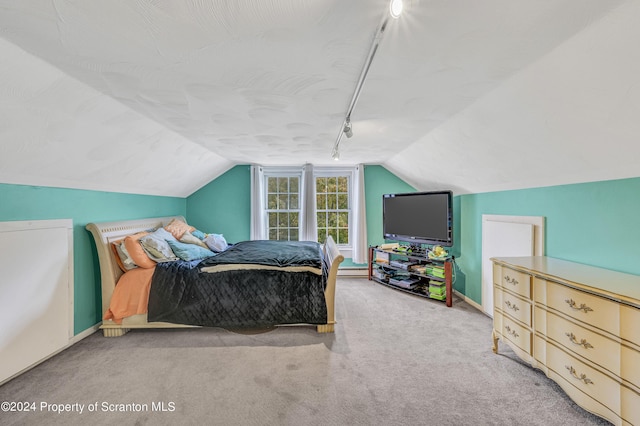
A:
[338,267,368,277]
[453,290,487,315]
[70,323,100,344]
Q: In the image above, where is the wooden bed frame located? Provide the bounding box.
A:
[86,216,344,337]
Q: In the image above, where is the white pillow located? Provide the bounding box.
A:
[204,234,228,252]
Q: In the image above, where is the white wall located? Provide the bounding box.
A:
[387,0,640,194]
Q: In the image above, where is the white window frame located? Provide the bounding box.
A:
[263,167,303,241]
[314,167,355,256]
[258,165,357,259]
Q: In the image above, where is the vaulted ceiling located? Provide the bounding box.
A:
[1,0,638,197]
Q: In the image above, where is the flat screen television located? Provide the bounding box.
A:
[382,190,453,247]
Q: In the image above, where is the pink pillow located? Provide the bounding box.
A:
[164,219,195,240]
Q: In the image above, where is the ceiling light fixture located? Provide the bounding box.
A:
[330,0,401,160]
[389,0,403,19]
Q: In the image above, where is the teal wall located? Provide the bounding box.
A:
[455,177,640,304]
[186,165,251,244]
[363,165,416,254]
[0,183,185,335]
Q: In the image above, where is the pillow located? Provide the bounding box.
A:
[164,218,195,240]
[180,231,209,249]
[192,229,207,240]
[204,233,228,252]
[123,231,156,268]
[151,226,178,242]
[140,228,178,263]
[167,240,215,261]
[111,239,137,271]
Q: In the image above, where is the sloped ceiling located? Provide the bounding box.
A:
[0,0,637,197]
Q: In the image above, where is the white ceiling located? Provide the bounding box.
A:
[0,0,638,197]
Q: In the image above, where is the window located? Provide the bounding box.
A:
[256,166,356,250]
[265,173,301,241]
[316,174,351,245]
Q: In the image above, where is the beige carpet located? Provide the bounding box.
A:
[0,278,609,425]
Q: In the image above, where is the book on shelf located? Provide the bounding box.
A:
[428,292,447,301]
[428,279,446,298]
[429,286,446,296]
[429,266,445,278]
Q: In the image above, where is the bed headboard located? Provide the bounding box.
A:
[86,216,185,318]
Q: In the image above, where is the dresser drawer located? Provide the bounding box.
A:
[620,304,640,346]
[499,315,532,355]
[494,265,531,299]
[621,385,640,425]
[543,310,620,377]
[495,287,531,327]
[546,342,620,414]
[543,280,619,336]
[621,345,640,389]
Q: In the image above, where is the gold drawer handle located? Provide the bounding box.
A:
[504,300,520,312]
[564,298,593,313]
[565,332,594,349]
[565,365,594,385]
[504,275,519,286]
[504,325,519,338]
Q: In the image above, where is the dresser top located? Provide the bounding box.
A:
[491,256,640,306]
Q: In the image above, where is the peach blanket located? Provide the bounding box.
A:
[103,267,155,324]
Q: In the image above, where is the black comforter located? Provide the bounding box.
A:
[147,240,328,328]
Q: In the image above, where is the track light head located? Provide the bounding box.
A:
[343,121,353,138]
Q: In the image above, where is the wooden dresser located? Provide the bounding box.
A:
[491,256,640,426]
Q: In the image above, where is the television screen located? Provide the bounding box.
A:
[383,190,453,246]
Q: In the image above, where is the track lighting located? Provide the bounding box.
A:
[330,0,402,160]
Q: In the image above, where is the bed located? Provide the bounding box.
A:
[86,216,344,336]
